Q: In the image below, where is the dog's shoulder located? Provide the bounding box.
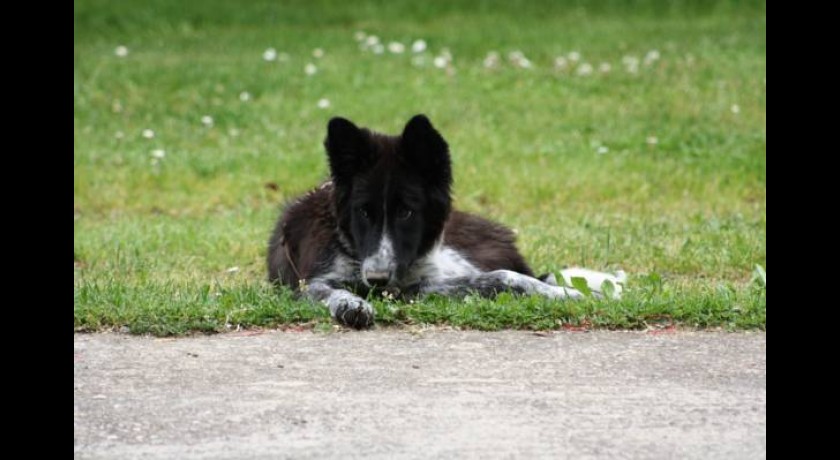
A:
[441,210,533,276]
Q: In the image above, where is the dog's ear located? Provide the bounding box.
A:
[324,117,371,182]
[401,114,451,185]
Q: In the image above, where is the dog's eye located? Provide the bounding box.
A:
[357,207,370,219]
[396,208,413,221]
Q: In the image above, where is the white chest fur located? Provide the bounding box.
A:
[404,245,480,285]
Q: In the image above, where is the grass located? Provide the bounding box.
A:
[74,0,766,335]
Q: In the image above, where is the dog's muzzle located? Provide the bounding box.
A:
[363,270,392,288]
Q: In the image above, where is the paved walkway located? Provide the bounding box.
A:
[74,330,766,459]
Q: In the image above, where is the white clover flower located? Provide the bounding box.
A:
[388,42,405,53]
[262,48,277,61]
[644,49,660,65]
[371,43,385,54]
[115,131,125,139]
[312,48,325,58]
[354,31,367,42]
[365,35,380,46]
[201,115,214,127]
[304,63,318,76]
[114,46,129,57]
[646,136,659,145]
[433,56,448,68]
[554,56,568,70]
[598,62,612,73]
[596,146,609,155]
[239,91,251,102]
[484,51,500,69]
[317,98,331,109]
[151,149,165,159]
[568,51,581,62]
[731,104,740,114]
[622,55,640,74]
[576,63,593,76]
[508,51,532,69]
[142,129,155,139]
[411,39,427,53]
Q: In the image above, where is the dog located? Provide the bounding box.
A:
[267,115,623,328]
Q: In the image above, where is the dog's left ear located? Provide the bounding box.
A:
[401,114,451,184]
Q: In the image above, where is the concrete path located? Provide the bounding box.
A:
[74,330,766,459]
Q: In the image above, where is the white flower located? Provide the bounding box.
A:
[317,98,331,109]
[354,31,367,41]
[114,46,129,57]
[554,56,568,69]
[312,48,325,58]
[508,51,532,69]
[433,56,448,68]
[484,51,500,69]
[598,62,612,73]
[646,136,659,145]
[388,41,405,53]
[225,266,240,274]
[304,63,318,76]
[365,35,380,46]
[115,131,125,139]
[201,115,214,127]
[411,39,427,53]
[596,146,609,155]
[622,55,639,66]
[142,129,155,139]
[228,128,240,137]
[622,55,640,74]
[568,51,581,62]
[151,149,165,159]
[371,43,385,54]
[731,104,740,114]
[239,91,251,102]
[644,49,660,65]
[262,48,277,61]
[576,63,593,76]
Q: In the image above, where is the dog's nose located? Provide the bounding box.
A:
[364,271,391,287]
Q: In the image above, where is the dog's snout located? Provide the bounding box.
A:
[364,271,391,287]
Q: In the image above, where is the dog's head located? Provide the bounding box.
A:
[325,114,452,288]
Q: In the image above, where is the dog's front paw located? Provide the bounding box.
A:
[330,295,374,329]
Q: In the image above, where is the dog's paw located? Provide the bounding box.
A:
[331,296,374,329]
[545,285,586,300]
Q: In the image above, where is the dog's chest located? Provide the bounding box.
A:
[405,245,480,284]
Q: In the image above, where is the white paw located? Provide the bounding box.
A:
[545,285,586,300]
[327,294,374,329]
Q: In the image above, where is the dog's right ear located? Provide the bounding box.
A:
[324,117,370,182]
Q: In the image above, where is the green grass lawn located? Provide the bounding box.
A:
[74,0,766,335]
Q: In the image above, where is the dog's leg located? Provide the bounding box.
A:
[304,280,374,329]
[419,270,585,300]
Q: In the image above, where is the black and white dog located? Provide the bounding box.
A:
[268,115,623,328]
